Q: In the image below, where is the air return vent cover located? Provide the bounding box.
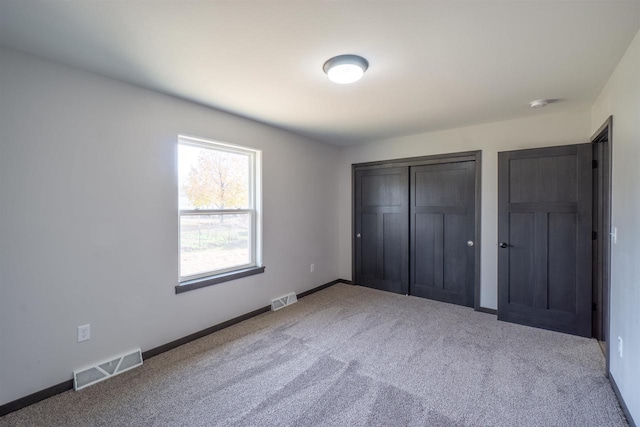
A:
[271,292,297,311]
[73,348,143,391]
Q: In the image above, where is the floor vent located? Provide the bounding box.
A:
[73,348,143,391]
[271,292,297,311]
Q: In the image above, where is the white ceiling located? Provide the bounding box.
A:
[1,1,639,146]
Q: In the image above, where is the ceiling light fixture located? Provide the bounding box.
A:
[530,99,550,108]
[323,54,369,84]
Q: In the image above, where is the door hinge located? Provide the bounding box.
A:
[592,231,597,240]
[592,302,597,311]
[592,160,598,168]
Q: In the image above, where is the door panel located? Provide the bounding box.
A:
[548,213,577,313]
[498,144,592,337]
[382,213,403,282]
[507,212,535,307]
[509,155,577,203]
[360,213,378,278]
[410,162,476,307]
[354,167,408,294]
[362,173,403,207]
[414,213,441,289]
[415,168,468,206]
[443,214,467,293]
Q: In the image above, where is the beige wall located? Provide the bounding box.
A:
[0,48,341,405]
[338,110,592,309]
[591,29,640,422]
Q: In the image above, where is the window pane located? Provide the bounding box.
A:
[180,213,251,278]
[179,144,250,210]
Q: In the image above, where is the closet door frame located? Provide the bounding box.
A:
[352,150,483,311]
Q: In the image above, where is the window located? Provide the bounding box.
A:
[177,136,262,291]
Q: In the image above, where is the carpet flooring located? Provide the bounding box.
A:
[0,284,627,426]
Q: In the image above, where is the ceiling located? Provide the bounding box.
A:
[1,1,638,146]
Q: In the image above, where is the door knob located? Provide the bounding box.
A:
[467,240,474,247]
[499,242,509,248]
[356,233,361,238]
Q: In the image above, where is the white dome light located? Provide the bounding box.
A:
[323,55,369,84]
[327,63,364,84]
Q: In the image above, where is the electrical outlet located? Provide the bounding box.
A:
[618,336,623,358]
[611,227,617,244]
[78,324,91,343]
[310,264,315,273]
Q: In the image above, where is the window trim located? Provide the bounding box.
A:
[177,135,262,289]
[175,266,266,294]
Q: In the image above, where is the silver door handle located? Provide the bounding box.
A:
[467,240,474,247]
[356,233,361,238]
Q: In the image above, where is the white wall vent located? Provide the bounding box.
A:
[73,348,143,391]
[271,292,297,311]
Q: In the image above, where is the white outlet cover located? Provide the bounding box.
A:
[78,324,91,342]
[618,336,623,357]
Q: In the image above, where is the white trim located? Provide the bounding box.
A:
[178,135,259,155]
[180,209,253,215]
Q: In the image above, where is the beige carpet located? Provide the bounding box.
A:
[0,284,626,426]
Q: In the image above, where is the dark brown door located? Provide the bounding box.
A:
[354,167,408,294]
[498,144,592,337]
[410,162,476,307]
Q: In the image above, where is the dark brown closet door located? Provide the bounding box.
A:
[410,162,476,307]
[354,167,408,294]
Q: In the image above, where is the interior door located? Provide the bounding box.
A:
[410,162,476,307]
[354,167,408,294]
[498,144,592,337]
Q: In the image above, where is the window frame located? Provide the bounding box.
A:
[177,135,262,289]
